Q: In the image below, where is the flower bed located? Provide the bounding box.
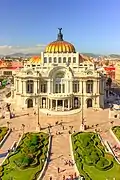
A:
[1,132,49,180]
[72,132,120,180]
[0,127,8,142]
[112,126,120,141]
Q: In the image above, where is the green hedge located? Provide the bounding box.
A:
[72,132,114,179]
[1,132,49,180]
[0,127,8,142]
[112,126,120,141]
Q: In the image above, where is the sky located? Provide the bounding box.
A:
[0,0,120,55]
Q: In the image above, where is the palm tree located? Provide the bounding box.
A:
[21,124,25,134]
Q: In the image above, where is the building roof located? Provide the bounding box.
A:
[45,28,76,53]
[0,60,23,69]
[29,56,42,63]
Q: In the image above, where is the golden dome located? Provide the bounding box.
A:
[45,28,76,53]
[29,56,42,63]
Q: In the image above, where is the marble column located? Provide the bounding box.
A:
[72,98,74,108]
[48,99,49,109]
[50,99,52,110]
[46,98,48,108]
[56,100,57,111]
[70,80,73,93]
[63,100,65,111]
[68,99,70,110]
[34,80,37,94]
[47,79,51,93]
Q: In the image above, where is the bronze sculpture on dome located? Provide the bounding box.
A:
[57,28,63,41]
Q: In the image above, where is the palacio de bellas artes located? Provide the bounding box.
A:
[9,28,105,114]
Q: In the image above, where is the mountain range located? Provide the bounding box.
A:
[1,52,120,58]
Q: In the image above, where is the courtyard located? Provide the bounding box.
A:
[0,106,120,179]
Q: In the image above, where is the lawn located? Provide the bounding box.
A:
[112,126,120,141]
[1,132,49,180]
[72,132,120,180]
[0,127,8,142]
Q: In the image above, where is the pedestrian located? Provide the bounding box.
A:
[57,167,60,173]
[63,175,65,180]
[50,176,52,180]
[69,160,71,166]
[62,125,64,130]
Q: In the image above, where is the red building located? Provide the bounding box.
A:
[104,65,115,80]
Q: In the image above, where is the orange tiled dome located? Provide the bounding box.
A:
[29,56,41,63]
[45,28,76,53]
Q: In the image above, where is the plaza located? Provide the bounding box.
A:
[0,104,120,179]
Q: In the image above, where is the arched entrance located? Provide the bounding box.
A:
[27,99,33,108]
[87,99,92,108]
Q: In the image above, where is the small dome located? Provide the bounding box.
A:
[29,56,42,63]
[45,28,76,53]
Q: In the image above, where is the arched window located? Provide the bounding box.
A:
[58,57,61,63]
[49,57,52,63]
[54,57,57,63]
[86,80,93,93]
[26,80,34,93]
[68,57,71,63]
[44,57,47,63]
[73,57,76,63]
[63,57,66,63]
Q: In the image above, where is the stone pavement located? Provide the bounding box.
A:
[0,107,120,179]
[0,131,20,165]
[43,124,78,180]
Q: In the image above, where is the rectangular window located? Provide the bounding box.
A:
[17,80,19,92]
[73,57,76,63]
[44,57,47,63]
[74,84,77,93]
[22,81,23,94]
[86,84,93,93]
[62,84,65,93]
[55,84,58,93]
[59,84,61,93]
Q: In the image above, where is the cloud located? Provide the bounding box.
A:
[0,44,46,55]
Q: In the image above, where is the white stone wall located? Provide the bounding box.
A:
[12,52,105,110]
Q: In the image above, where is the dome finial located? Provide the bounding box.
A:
[57,28,63,41]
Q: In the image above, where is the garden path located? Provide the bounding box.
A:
[0,131,20,165]
[43,124,78,180]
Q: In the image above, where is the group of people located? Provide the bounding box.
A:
[64,159,74,166]
[49,172,81,180]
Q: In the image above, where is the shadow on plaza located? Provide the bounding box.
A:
[0,152,7,158]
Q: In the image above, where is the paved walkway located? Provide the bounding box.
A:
[0,131,20,164]
[1,107,120,179]
[43,124,77,180]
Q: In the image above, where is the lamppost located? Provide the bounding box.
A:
[37,71,41,131]
[80,80,85,131]
[81,80,84,124]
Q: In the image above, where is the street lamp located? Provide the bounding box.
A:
[81,80,84,124]
[37,71,41,131]
[80,80,85,131]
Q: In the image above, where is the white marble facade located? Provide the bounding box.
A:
[11,29,105,111]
